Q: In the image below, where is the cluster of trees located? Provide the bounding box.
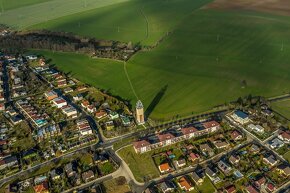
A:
[0,30,139,60]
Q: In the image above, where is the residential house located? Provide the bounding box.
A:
[269,138,284,149]
[266,183,276,192]
[178,176,194,192]
[276,164,290,177]
[181,127,197,139]
[229,155,240,165]
[95,110,107,119]
[205,167,217,180]
[249,144,260,154]
[230,110,250,125]
[278,131,290,143]
[263,155,278,167]
[202,120,220,132]
[248,124,265,133]
[73,94,83,102]
[61,105,78,118]
[254,176,266,189]
[213,140,229,149]
[109,112,119,120]
[188,152,200,162]
[64,163,76,177]
[158,163,171,174]
[246,185,259,193]
[200,143,214,156]
[52,97,67,108]
[191,172,203,185]
[174,159,186,168]
[231,130,242,141]
[225,185,236,193]
[77,119,93,136]
[44,90,58,101]
[133,140,151,153]
[63,87,73,94]
[159,181,175,193]
[50,169,62,181]
[33,181,49,193]
[0,155,18,170]
[82,170,95,182]
[157,133,175,146]
[217,160,232,174]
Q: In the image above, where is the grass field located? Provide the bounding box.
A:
[271,99,290,120]
[30,0,211,45]
[0,0,52,10]
[283,151,290,162]
[196,177,216,193]
[0,0,129,29]
[118,145,159,182]
[34,9,290,120]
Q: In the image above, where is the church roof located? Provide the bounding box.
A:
[136,100,143,109]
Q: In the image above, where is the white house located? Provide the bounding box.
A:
[52,97,67,108]
[230,110,250,125]
[247,124,264,133]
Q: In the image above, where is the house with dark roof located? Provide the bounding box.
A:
[229,155,240,165]
[246,185,259,193]
[64,162,76,177]
[231,130,242,141]
[82,170,95,182]
[225,185,236,193]
[159,181,175,193]
[263,155,278,167]
[230,110,250,125]
[217,160,232,175]
[278,131,290,143]
[276,164,290,177]
[191,172,204,185]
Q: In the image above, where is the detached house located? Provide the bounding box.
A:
[276,164,290,177]
[231,130,242,141]
[231,110,250,125]
[278,131,290,143]
[191,172,204,185]
[159,181,175,193]
[158,162,171,174]
[178,176,194,192]
[263,155,278,167]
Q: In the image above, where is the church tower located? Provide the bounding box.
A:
[136,100,145,125]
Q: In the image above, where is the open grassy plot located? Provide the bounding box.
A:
[29,0,212,45]
[196,177,216,193]
[0,0,129,29]
[34,50,134,101]
[0,0,52,10]
[283,151,290,162]
[271,99,290,119]
[118,145,159,182]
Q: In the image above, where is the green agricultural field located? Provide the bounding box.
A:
[0,0,129,29]
[34,50,134,101]
[30,0,211,45]
[271,99,290,120]
[34,9,290,120]
[0,0,52,10]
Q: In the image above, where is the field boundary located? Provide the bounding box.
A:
[123,61,139,100]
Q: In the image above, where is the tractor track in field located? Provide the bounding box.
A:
[123,61,139,100]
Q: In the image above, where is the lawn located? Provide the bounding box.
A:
[196,177,216,193]
[118,145,159,182]
[271,99,290,120]
[29,0,212,45]
[33,9,290,120]
[283,151,290,162]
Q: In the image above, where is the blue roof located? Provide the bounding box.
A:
[234,110,248,119]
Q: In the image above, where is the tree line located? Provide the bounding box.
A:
[0,30,140,60]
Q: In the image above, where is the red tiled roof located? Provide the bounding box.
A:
[189,153,199,160]
[256,177,266,186]
[225,185,236,193]
[34,181,49,193]
[159,163,170,171]
[181,127,198,135]
[267,183,275,191]
[280,131,290,140]
[178,177,192,191]
[231,130,242,139]
[246,185,259,193]
[157,133,175,142]
[202,121,220,129]
[133,140,151,149]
